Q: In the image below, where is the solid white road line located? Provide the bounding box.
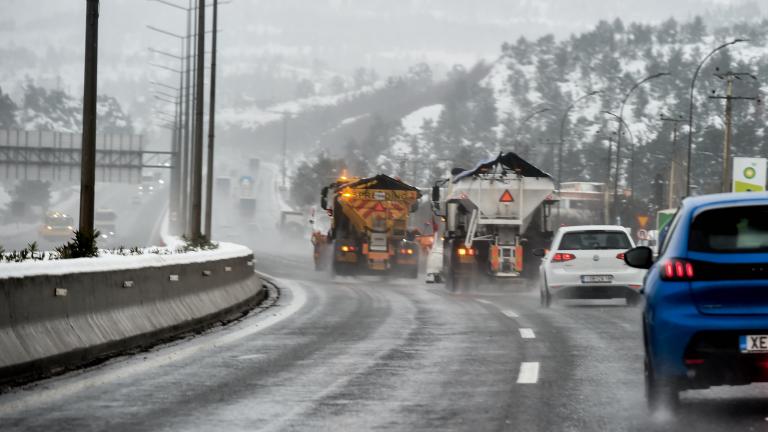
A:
[0,275,307,416]
[502,310,519,318]
[517,362,540,384]
[519,328,535,339]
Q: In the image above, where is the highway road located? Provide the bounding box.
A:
[0,182,167,251]
[1,163,767,431]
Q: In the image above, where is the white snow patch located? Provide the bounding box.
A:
[0,242,252,280]
[402,104,443,135]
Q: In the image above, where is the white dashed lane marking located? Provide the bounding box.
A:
[517,362,540,384]
[476,299,493,305]
[519,328,535,339]
[502,310,519,318]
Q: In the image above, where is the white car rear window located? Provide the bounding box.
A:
[558,231,632,250]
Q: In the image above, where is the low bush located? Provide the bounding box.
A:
[55,230,100,259]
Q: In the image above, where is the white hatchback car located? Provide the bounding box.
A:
[536,225,646,307]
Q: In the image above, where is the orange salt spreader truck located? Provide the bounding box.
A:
[319,174,422,278]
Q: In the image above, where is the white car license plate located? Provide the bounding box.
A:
[581,275,613,284]
[740,335,768,353]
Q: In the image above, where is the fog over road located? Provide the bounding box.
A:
[2,165,768,431]
[0,182,167,252]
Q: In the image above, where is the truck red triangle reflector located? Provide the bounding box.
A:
[373,202,386,212]
[499,190,514,203]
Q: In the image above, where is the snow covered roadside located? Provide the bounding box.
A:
[0,242,253,280]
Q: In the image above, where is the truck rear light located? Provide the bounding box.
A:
[661,259,695,281]
[552,252,575,262]
[457,248,476,256]
[341,245,356,252]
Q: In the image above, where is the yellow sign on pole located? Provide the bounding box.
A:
[636,215,649,229]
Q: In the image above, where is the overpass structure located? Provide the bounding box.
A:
[0,129,173,183]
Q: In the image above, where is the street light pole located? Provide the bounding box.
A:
[596,129,618,225]
[146,22,191,235]
[204,0,218,240]
[79,0,100,237]
[613,72,669,222]
[514,106,552,158]
[686,38,749,196]
[189,0,205,241]
[558,91,600,188]
[660,114,686,208]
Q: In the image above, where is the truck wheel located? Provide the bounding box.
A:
[408,266,419,279]
[331,261,344,277]
[645,356,679,413]
[447,274,460,293]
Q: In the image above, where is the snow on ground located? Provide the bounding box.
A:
[401,104,443,135]
[0,242,253,280]
[339,114,369,126]
[218,81,386,131]
[482,59,517,121]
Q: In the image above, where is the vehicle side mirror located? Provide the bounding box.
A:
[431,185,440,202]
[624,246,654,269]
[532,248,546,258]
[320,187,329,210]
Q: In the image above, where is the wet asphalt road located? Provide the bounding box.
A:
[2,251,768,431]
[2,164,768,431]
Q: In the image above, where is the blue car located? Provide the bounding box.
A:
[625,193,768,410]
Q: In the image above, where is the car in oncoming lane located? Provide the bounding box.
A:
[624,193,768,412]
[535,225,645,307]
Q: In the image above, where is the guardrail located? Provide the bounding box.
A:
[0,244,264,385]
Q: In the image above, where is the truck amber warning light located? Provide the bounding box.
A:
[499,190,514,202]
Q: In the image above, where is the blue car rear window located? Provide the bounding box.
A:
[690,205,768,253]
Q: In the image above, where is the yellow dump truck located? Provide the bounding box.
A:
[319,174,422,278]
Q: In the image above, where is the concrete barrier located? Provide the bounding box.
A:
[0,246,264,385]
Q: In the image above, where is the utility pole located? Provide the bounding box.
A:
[189,0,205,240]
[79,0,99,236]
[281,113,288,189]
[660,114,686,208]
[709,70,758,193]
[182,1,193,235]
[204,0,218,239]
[686,39,749,196]
[265,110,294,189]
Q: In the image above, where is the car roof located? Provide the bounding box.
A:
[682,192,768,210]
[556,225,630,234]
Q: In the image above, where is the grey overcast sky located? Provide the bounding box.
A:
[0,0,762,109]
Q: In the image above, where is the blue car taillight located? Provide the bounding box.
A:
[661,259,695,281]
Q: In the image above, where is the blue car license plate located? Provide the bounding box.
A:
[740,335,768,353]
